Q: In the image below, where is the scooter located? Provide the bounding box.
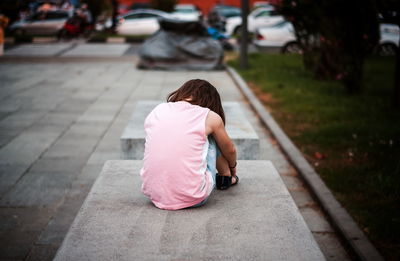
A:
[59,15,93,39]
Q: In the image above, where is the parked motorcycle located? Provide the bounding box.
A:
[59,14,93,39]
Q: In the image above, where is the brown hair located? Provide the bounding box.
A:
[167,79,225,124]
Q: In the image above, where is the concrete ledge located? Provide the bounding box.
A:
[120,101,260,160]
[227,66,384,261]
[54,160,325,261]
[32,37,58,43]
[5,37,15,44]
[106,37,126,43]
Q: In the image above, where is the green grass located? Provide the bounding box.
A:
[229,53,400,260]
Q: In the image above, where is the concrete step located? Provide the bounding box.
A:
[54,160,326,261]
[120,101,260,160]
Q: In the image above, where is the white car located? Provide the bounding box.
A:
[254,21,302,53]
[171,4,202,21]
[116,9,173,35]
[253,2,274,9]
[225,6,284,36]
[377,23,399,55]
[9,10,70,36]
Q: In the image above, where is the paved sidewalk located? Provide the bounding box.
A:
[0,58,351,260]
[4,43,139,57]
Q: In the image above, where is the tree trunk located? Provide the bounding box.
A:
[240,0,249,70]
[111,0,118,33]
[393,35,400,108]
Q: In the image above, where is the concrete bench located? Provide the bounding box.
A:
[120,101,260,160]
[54,160,326,261]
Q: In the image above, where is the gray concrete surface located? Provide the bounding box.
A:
[4,43,136,58]
[0,47,351,261]
[120,101,259,160]
[55,160,326,261]
[61,43,131,57]
[4,44,73,56]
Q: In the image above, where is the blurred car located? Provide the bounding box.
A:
[254,21,302,54]
[225,6,284,36]
[207,5,241,33]
[255,21,399,55]
[116,9,173,35]
[131,3,150,10]
[118,4,131,15]
[9,10,70,36]
[171,4,202,21]
[253,1,274,9]
[377,23,399,55]
[210,5,242,18]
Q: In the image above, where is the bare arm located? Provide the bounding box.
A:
[205,111,237,173]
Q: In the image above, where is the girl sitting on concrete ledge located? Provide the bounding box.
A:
[140,79,238,210]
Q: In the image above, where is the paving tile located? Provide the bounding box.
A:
[0,111,46,130]
[73,164,103,186]
[288,189,316,208]
[29,157,88,174]
[281,174,305,190]
[86,151,120,165]
[0,133,16,148]
[5,44,72,56]
[0,207,55,260]
[0,131,61,166]
[0,170,78,207]
[42,142,95,159]
[300,206,334,233]
[0,164,27,197]
[0,234,35,260]
[25,244,59,261]
[35,112,79,127]
[61,44,131,57]
[38,182,90,245]
[313,232,352,261]
[52,98,93,114]
[0,207,54,232]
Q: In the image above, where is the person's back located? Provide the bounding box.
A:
[140,79,238,211]
[140,101,213,210]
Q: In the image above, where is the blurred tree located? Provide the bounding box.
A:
[278,0,380,93]
[111,0,118,32]
[82,0,112,23]
[150,0,176,12]
[0,0,24,24]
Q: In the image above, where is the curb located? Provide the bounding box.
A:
[227,66,384,261]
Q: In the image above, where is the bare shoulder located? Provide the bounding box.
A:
[205,110,224,135]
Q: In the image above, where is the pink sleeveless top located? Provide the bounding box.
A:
[140,101,213,210]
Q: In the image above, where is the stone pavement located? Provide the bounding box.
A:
[0,45,351,260]
[4,43,138,57]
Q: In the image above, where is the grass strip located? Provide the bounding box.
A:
[229,53,400,260]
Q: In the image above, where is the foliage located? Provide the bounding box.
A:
[150,0,177,13]
[277,0,380,93]
[229,53,400,260]
[82,0,112,22]
[0,0,24,23]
